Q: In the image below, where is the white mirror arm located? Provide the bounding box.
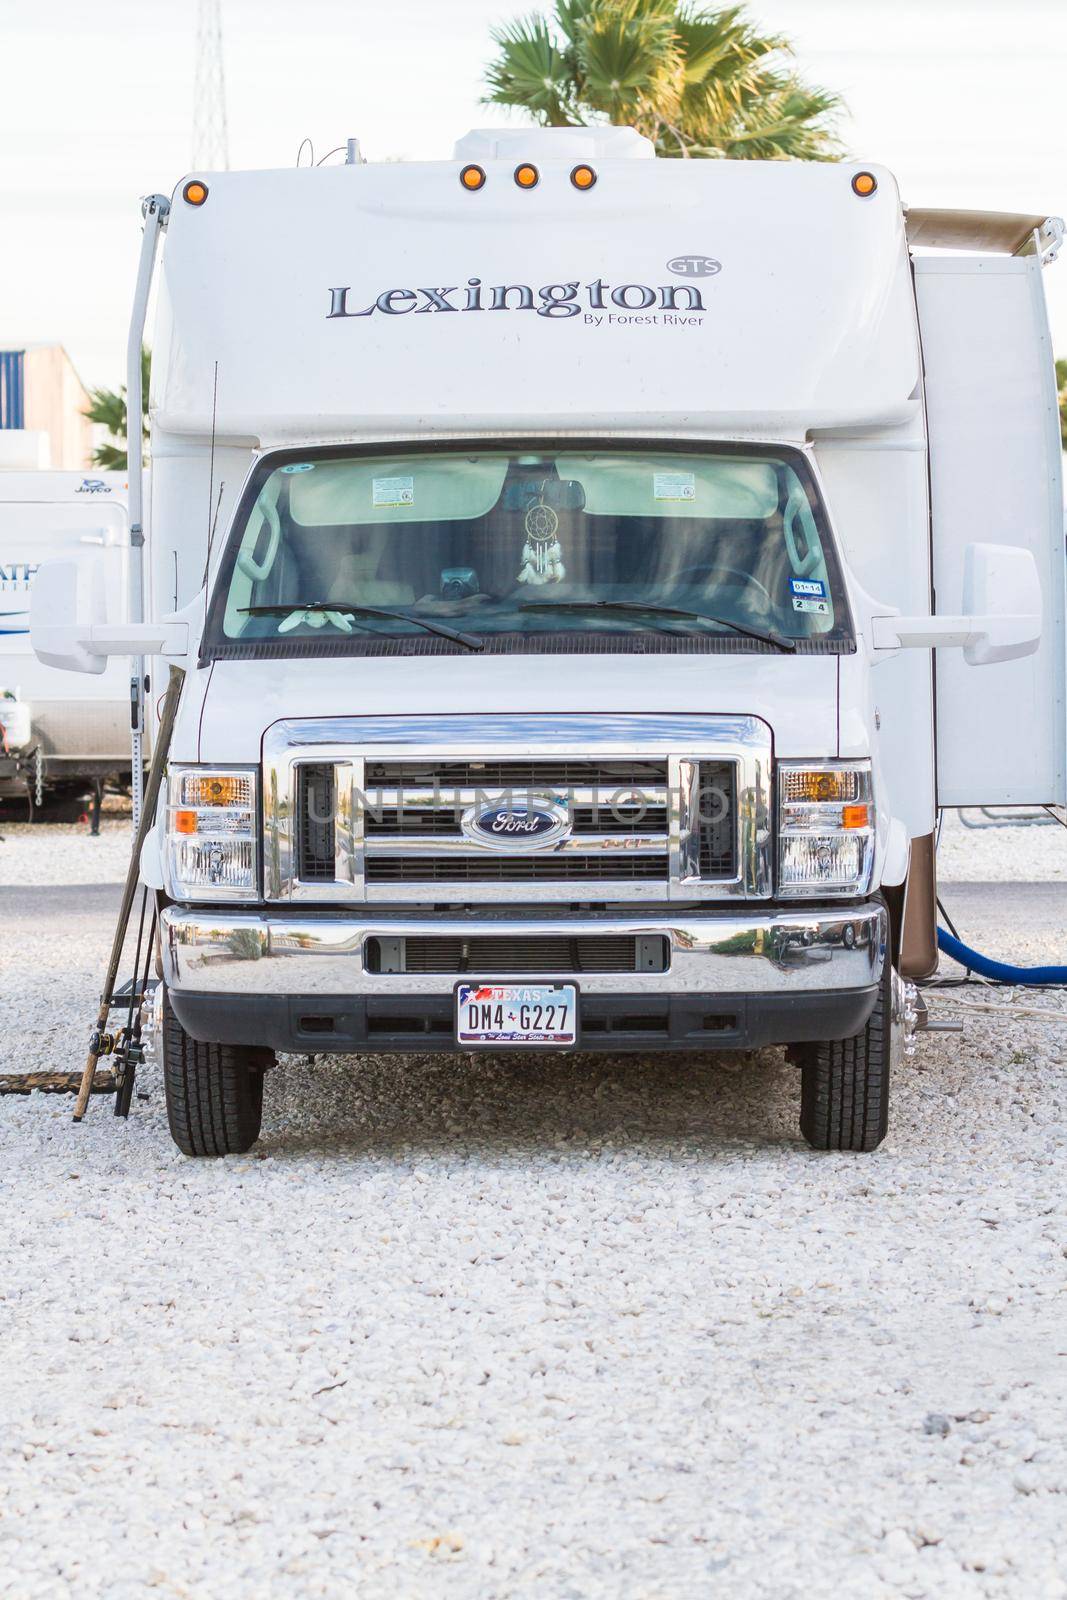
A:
[82,620,190,659]
[871,612,1041,664]
[873,614,986,650]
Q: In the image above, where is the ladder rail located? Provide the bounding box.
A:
[127,193,170,832]
[73,665,185,1121]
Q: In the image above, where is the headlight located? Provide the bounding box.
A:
[166,766,259,900]
[777,761,874,898]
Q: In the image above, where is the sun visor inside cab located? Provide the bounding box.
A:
[557,455,779,518]
[287,457,509,526]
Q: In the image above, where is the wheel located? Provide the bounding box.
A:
[797,951,898,1153]
[162,990,272,1156]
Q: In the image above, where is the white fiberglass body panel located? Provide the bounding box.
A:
[814,417,936,839]
[193,655,841,767]
[914,255,1066,806]
[152,158,919,446]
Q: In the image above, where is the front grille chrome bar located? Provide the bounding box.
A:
[363,832,670,856]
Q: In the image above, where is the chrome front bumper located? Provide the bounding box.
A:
[160,902,886,998]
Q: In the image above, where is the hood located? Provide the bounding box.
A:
[195,653,840,762]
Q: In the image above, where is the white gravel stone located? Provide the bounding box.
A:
[937,807,1067,883]
[0,815,132,886]
[1,817,1065,1597]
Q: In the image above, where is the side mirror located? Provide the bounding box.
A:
[871,542,1041,666]
[31,555,191,675]
[960,543,1042,664]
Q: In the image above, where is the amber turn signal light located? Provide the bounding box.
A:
[842,804,870,830]
[570,164,597,191]
[182,179,209,206]
[459,164,486,191]
[174,810,198,835]
[514,163,539,190]
[851,171,877,198]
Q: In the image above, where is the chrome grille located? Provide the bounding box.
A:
[263,714,772,905]
[697,760,737,877]
[296,764,336,881]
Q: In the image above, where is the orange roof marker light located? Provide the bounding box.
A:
[570,164,597,191]
[460,164,486,192]
[182,179,209,206]
[851,171,877,199]
[514,163,539,190]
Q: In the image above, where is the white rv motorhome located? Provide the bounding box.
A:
[1,468,132,814]
[32,128,1066,1155]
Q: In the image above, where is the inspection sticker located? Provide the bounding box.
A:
[790,577,829,615]
[653,470,695,502]
[372,475,414,508]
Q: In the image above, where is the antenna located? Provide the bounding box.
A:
[202,361,223,587]
[193,0,229,170]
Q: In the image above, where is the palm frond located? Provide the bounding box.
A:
[485,13,577,122]
[714,70,844,159]
[574,0,680,120]
[675,4,784,85]
[83,345,151,463]
[90,441,128,472]
[482,1,845,161]
[84,386,127,436]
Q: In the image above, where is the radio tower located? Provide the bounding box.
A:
[192,0,229,170]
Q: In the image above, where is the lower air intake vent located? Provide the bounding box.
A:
[297,764,336,881]
[365,933,668,975]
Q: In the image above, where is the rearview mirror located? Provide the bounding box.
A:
[871,542,1041,666]
[31,556,190,675]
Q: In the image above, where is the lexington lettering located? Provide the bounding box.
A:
[327,278,705,321]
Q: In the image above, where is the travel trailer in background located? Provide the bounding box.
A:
[2,468,132,814]
[31,127,1066,1154]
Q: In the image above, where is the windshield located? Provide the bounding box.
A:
[206,445,853,658]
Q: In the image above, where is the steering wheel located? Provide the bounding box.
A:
[672,564,774,608]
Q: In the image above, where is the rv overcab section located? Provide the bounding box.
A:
[30,129,1065,1154]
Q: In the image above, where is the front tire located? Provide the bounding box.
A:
[797,952,897,1153]
[162,991,272,1156]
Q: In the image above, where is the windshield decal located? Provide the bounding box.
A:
[653,470,696,502]
[372,475,414,508]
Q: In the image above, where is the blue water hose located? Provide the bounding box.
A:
[937,927,1067,987]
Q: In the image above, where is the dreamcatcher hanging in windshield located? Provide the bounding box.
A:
[517,490,566,585]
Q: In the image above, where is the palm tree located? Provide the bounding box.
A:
[485,0,843,161]
[84,345,151,471]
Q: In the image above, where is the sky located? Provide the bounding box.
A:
[0,0,1064,391]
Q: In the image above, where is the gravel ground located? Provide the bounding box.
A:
[1,815,1065,1599]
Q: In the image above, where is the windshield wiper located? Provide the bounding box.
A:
[240,602,484,652]
[518,599,797,652]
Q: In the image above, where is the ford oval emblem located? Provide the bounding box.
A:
[460,800,571,853]
[666,254,722,278]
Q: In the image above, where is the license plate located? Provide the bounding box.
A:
[455,982,578,1047]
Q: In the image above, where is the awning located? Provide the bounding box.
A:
[905,207,1063,261]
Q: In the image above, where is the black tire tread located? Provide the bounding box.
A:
[799,955,892,1153]
[162,992,270,1156]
